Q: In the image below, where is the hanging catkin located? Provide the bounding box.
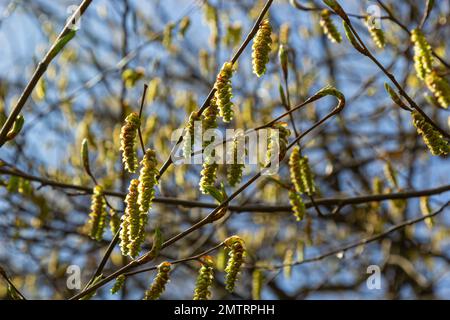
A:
[111,275,126,295]
[214,62,234,122]
[193,256,215,300]
[143,262,171,300]
[120,112,140,173]
[183,111,200,158]
[252,269,263,300]
[266,122,291,166]
[252,19,272,77]
[411,29,433,80]
[425,71,450,109]
[289,146,316,196]
[119,179,140,257]
[227,133,245,187]
[411,111,449,156]
[138,149,159,213]
[320,9,342,43]
[288,190,306,221]
[224,235,245,292]
[87,186,107,241]
[365,17,385,49]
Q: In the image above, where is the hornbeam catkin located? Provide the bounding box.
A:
[183,111,200,158]
[120,112,140,173]
[288,190,306,221]
[425,71,450,109]
[252,269,263,300]
[227,134,245,187]
[138,149,158,213]
[299,156,316,196]
[365,17,385,49]
[252,19,272,77]
[119,179,140,257]
[411,29,433,80]
[224,235,245,292]
[193,256,215,300]
[320,9,342,43]
[111,275,126,294]
[143,262,171,300]
[214,62,234,122]
[87,186,107,241]
[289,146,306,194]
[411,111,449,156]
[199,163,218,194]
[266,122,291,166]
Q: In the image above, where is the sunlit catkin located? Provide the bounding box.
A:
[411,29,433,80]
[288,190,306,221]
[224,235,245,292]
[289,146,306,194]
[143,262,171,300]
[214,62,234,122]
[119,179,140,257]
[411,111,449,156]
[252,19,272,77]
[227,134,245,187]
[120,112,140,173]
[111,275,126,295]
[266,123,291,166]
[320,9,342,43]
[87,186,107,241]
[425,71,450,109]
[193,256,214,300]
[365,17,385,49]
[138,149,158,213]
[183,111,200,158]
[252,269,263,300]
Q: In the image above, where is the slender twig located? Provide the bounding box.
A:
[0,266,27,300]
[137,83,148,155]
[0,0,94,147]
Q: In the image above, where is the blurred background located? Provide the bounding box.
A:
[0,0,449,299]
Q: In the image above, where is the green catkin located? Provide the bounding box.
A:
[199,99,220,194]
[193,256,215,300]
[119,215,130,256]
[411,29,433,80]
[224,235,245,292]
[283,249,294,279]
[143,262,171,300]
[266,123,291,166]
[119,179,140,257]
[120,112,140,173]
[288,190,306,221]
[109,209,120,235]
[365,17,385,49]
[411,111,449,156]
[252,19,272,77]
[299,156,316,196]
[252,269,263,300]
[227,135,245,187]
[214,62,234,122]
[138,149,158,213]
[383,162,398,189]
[289,146,306,194]
[183,111,200,158]
[111,275,126,295]
[320,9,342,43]
[87,186,107,241]
[425,71,450,109]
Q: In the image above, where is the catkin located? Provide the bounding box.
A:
[111,275,126,294]
[299,156,316,196]
[288,190,306,221]
[87,186,107,241]
[199,163,218,194]
[365,17,385,49]
[425,71,450,109]
[289,146,306,194]
[252,269,263,300]
[320,9,342,43]
[119,179,141,257]
[120,112,140,173]
[193,256,215,300]
[227,134,245,187]
[214,62,234,122]
[266,123,291,166]
[138,149,158,213]
[252,19,272,77]
[411,111,449,156]
[224,235,245,292]
[143,262,171,300]
[183,111,200,158]
[411,29,433,80]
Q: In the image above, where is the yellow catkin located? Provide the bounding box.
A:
[119,179,140,257]
[411,29,433,80]
[138,149,158,213]
[227,134,245,187]
[87,186,107,241]
[183,111,200,158]
[224,235,245,292]
[420,196,433,229]
[111,275,126,294]
[109,209,120,235]
[143,262,171,300]
[266,123,291,166]
[299,156,316,196]
[289,146,306,194]
[425,71,450,109]
[193,256,215,300]
[214,62,234,122]
[288,190,306,221]
[365,17,385,49]
[252,269,263,300]
[320,9,342,43]
[252,19,272,77]
[411,111,449,156]
[283,249,294,279]
[120,112,140,173]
